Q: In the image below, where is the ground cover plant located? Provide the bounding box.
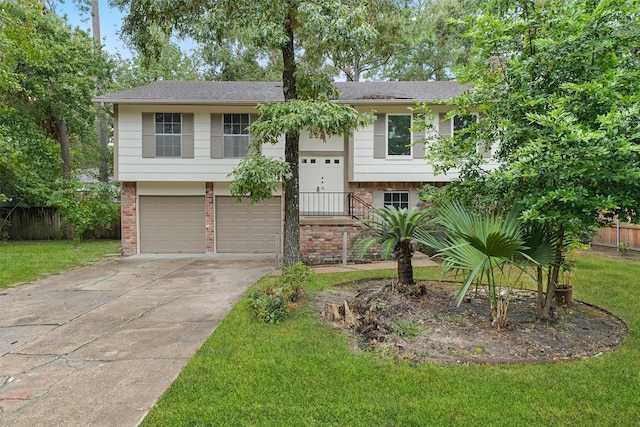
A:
[140,251,640,426]
[0,240,121,289]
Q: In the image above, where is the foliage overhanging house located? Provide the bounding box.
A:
[94,81,479,260]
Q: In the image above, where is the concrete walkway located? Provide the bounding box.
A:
[311,252,437,274]
[0,254,274,427]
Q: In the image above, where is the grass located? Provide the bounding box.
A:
[0,240,121,289]
[141,251,640,426]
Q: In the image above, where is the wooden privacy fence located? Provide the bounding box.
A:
[593,222,640,250]
[0,207,120,240]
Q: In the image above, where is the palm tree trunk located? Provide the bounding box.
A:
[395,241,415,288]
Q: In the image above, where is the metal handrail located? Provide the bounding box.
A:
[299,192,350,217]
[298,191,376,221]
[348,193,377,221]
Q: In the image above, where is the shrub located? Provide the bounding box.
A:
[246,262,313,324]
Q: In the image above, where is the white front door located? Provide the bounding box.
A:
[300,157,344,215]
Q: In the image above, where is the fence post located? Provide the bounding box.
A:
[342,231,348,265]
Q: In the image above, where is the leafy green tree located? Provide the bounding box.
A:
[379,0,477,81]
[196,42,282,81]
[302,0,404,81]
[0,0,107,180]
[109,43,203,90]
[50,180,120,240]
[354,206,432,292]
[0,109,61,206]
[423,0,640,319]
[113,0,378,265]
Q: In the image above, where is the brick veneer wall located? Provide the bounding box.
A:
[205,183,214,253]
[120,182,137,254]
[348,181,445,207]
[298,182,448,262]
[300,220,366,263]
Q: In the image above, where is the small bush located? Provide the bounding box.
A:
[246,262,313,324]
[246,288,290,324]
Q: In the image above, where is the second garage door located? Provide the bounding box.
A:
[216,197,281,253]
[139,196,205,253]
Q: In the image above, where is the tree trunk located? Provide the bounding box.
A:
[92,0,110,182]
[281,3,300,266]
[97,116,110,182]
[56,117,71,179]
[539,230,565,320]
[395,240,415,288]
[535,265,545,319]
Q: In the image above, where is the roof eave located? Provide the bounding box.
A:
[93,98,451,105]
[91,98,280,105]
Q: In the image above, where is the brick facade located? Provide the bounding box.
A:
[120,182,137,254]
[347,181,444,207]
[205,183,214,253]
[300,219,366,263]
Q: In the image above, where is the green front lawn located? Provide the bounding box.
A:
[141,251,640,426]
[0,240,121,289]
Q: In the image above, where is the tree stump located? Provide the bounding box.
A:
[324,303,342,322]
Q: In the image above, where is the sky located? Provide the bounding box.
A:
[54,0,132,58]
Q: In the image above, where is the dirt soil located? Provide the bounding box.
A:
[311,279,628,364]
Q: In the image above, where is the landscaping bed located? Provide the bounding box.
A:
[313,278,628,364]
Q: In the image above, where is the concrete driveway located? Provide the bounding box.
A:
[0,254,274,426]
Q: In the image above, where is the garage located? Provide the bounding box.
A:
[216,196,281,253]
[139,196,205,253]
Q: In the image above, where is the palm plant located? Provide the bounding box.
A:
[353,206,432,292]
[418,202,539,328]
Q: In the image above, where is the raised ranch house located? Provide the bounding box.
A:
[94,81,485,260]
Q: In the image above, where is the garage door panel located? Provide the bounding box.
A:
[139,196,205,253]
[216,197,281,253]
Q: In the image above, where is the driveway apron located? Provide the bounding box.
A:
[0,254,274,426]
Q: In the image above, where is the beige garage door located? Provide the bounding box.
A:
[216,197,281,253]
[139,196,205,253]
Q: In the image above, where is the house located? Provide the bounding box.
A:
[93,81,478,260]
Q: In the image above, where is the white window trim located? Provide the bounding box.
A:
[383,191,410,210]
[223,113,251,158]
[451,112,479,136]
[386,113,413,159]
[155,112,182,158]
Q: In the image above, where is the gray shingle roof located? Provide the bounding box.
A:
[94,81,469,105]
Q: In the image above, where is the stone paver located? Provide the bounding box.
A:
[0,254,274,427]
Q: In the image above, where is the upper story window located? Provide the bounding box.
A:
[384,192,409,210]
[453,114,478,137]
[387,114,412,157]
[155,113,182,157]
[223,114,250,158]
[142,112,193,159]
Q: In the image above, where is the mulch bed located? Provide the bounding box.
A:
[311,279,628,364]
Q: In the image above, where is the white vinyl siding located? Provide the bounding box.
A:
[352,110,458,182]
[117,105,275,182]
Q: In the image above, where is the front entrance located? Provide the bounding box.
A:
[299,156,344,215]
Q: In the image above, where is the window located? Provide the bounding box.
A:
[453,114,478,138]
[223,114,250,158]
[387,114,412,156]
[155,113,182,157]
[384,192,409,210]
